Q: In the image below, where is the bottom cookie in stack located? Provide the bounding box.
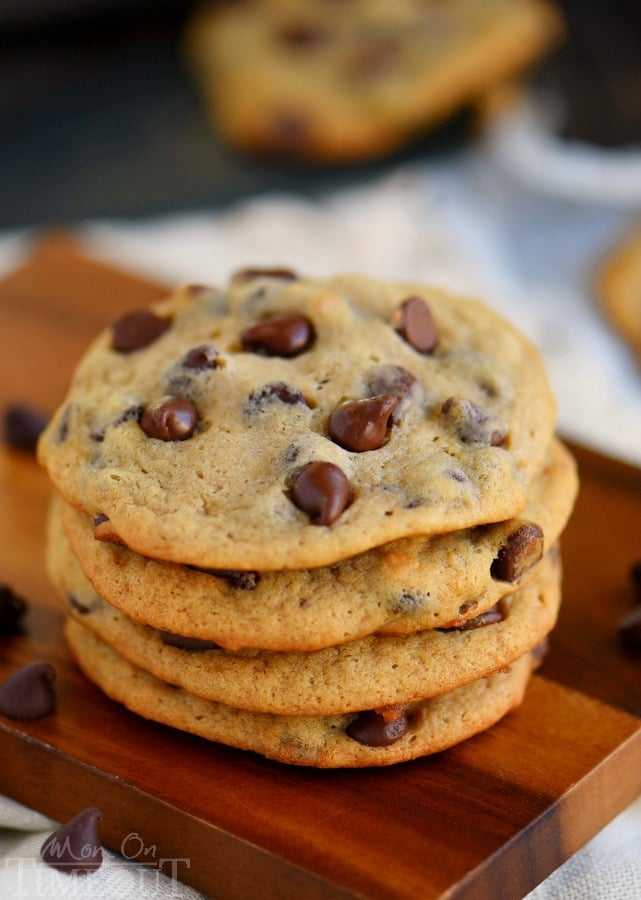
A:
[65,619,541,768]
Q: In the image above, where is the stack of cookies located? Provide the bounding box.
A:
[38,270,577,767]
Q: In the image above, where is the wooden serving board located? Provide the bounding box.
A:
[0,237,640,899]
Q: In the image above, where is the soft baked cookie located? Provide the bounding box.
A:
[184,0,562,162]
[597,226,641,364]
[55,545,560,715]
[65,618,538,768]
[54,438,576,650]
[38,271,557,571]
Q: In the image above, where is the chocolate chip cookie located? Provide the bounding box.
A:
[598,225,641,366]
[65,618,538,768]
[53,438,576,651]
[38,271,557,571]
[54,535,560,716]
[184,0,562,162]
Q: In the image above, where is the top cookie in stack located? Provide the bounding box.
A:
[38,270,577,767]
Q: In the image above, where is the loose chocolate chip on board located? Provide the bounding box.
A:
[41,808,103,875]
[140,397,198,441]
[491,523,544,583]
[241,314,315,357]
[159,631,221,652]
[441,396,508,447]
[111,310,170,353]
[0,661,56,719]
[394,296,438,353]
[618,607,641,652]
[290,461,350,525]
[328,393,399,452]
[0,584,27,633]
[181,343,220,370]
[2,403,48,451]
[347,705,409,747]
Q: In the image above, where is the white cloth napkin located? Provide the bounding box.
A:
[1,148,640,898]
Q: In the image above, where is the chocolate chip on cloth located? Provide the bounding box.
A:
[41,808,103,875]
[0,661,56,719]
[38,273,558,570]
[0,583,27,633]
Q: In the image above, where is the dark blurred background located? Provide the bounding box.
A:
[0,0,638,231]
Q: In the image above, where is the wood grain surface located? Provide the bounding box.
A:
[0,237,640,899]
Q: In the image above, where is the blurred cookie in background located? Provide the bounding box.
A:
[183,0,563,163]
[598,226,641,366]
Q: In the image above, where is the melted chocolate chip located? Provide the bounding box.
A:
[290,461,350,526]
[390,590,428,616]
[190,567,261,590]
[111,310,170,353]
[140,397,198,441]
[67,592,93,615]
[0,661,56,719]
[159,631,221,652]
[328,393,399,452]
[490,523,544,583]
[346,706,409,747]
[233,267,298,283]
[91,404,144,442]
[441,396,508,447]
[41,808,103,875]
[2,404,48,452]
[92,514,123,544]
[0,584,27,633]
[241,314,314,357]
[438,603,505,632]
[618,607,641,652]
[365,365,417,423]
[394,296,438,353]
[181,343,220,370]
[245,382,310,413]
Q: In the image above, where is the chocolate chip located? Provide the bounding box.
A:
[111,310,170,353]
[198,569,261,590]
[0,584,27,633]
[365,365,417,423]
[233,267,298,283]
[241,314,314,357]
[159,631,221,652]
[181,343,219,370]
[278,22,327,49]
[346,705,409,747]
[67,591,92,615]
[328,394,399,452]
[394,296,438,353]
[2,404,48,452]
[618,607,641,652]
[92,514,123,544]
[490,523,544,583]
[0,661,56,719]
[140,397,198,441]
[245,382,310,413]
[441,396,508,447]
[41,808,102,875]
[290,461,350,526]
[438,603,505,632]
[390,590,428,615]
